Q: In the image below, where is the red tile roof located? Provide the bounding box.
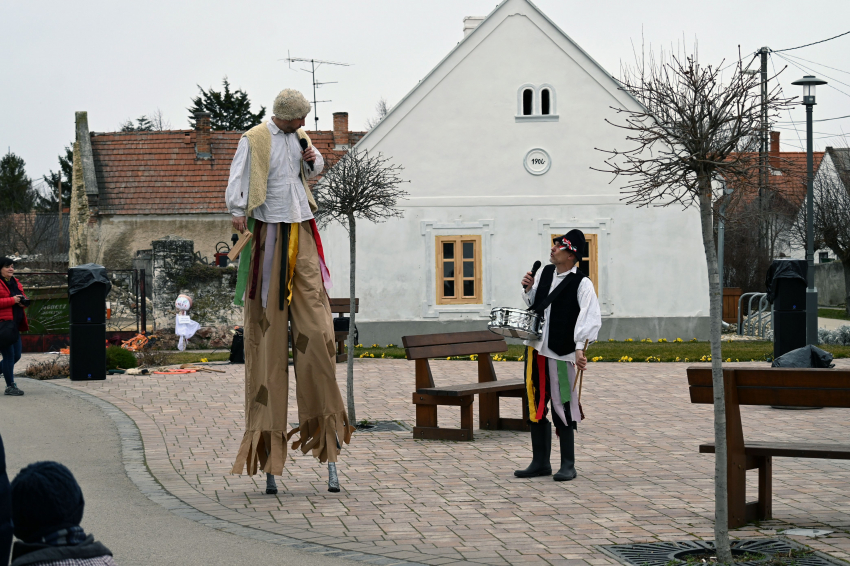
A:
[90,127,365,215]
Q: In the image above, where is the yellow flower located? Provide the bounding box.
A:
[518,355,524,362]
[470,354,478,361]
[674,338,683,343]
[608,338,615,342]
[625,338,634,342]
[200,358,208,363]
[592,356,603,362]
[690,338,698,342]
[726,358,731,362]
[356,344,363,348]
[658,338,668,343]
[684,358,689,362]
[371,344,378,348]
[675,357,681,362]
[381,353,386,358]
[386,344,395,348]
[359,353,366,358]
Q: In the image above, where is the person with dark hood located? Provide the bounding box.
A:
[0,257,29,396]
[10,461,116,566]
[0,434,12,566]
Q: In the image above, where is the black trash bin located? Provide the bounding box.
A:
[765,259,807,359]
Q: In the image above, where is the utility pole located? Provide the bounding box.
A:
[757,47,769,257]
[57,178,62,252]
[283,54,351,131]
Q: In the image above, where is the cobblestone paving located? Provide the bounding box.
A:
[53,359,850,566]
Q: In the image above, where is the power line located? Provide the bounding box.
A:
[776,113,850,124]
[780,52,850,76]
[774,53,850,89]
[772,30,850,53]
[774,52,850,99]
[770,54,805,151]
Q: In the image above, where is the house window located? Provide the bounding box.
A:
[541,89,551,115]
[522,89,533,116]
[551,233,599,297]
[436,235,483,304]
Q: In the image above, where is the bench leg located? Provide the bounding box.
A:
[757,456,772,521]
[479,393,499,430]
[412,393,474,441]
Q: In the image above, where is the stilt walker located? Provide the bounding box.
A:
[514,229,601,481]
[226,89,353,493]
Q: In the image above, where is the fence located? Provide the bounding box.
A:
[16,269,147,352]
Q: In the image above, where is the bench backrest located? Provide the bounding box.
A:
[402,331,507,360]
[328,298,359,314]
[687,367,850,408]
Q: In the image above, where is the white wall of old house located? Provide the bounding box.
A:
[317,0,710,343]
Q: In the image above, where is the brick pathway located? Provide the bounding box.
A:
[53,359,850,566]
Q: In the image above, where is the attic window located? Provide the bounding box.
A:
[522,89,533,116]
[516,84,558,122]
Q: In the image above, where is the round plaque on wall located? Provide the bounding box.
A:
[524,148,551,175]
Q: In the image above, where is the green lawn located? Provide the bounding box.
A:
[342,340,850,363]
[819,308,849,321]
[156,340,850,366]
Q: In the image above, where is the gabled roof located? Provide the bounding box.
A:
[825,147,850,190]
[355,0,639,150]
[89,127,365,216]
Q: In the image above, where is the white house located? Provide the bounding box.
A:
[320,0,710,345]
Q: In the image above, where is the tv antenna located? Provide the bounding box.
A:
[282,52,351,131]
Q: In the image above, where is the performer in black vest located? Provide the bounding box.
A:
[515,229,601,481]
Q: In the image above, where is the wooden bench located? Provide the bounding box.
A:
[329,298,359,363]
[402,331,529,441]
[687,366,850,528]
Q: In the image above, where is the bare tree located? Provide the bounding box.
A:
[313,148,408,424]
[794,139,850,316]
[149,108,172,131]
[596,46,789,562]
[365,98,390,130]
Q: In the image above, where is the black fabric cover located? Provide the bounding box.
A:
[67,264,111,297]
[771,345,835,368]
[229,327,244,364]
[765,259,807,303]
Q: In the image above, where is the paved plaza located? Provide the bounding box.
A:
[40,358,850,566]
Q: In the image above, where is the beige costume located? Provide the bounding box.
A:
[228,91,353,478]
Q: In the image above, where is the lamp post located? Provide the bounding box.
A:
[791,75,827,345]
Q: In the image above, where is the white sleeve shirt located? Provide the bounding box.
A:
[522,264,602,362]
[225,121,324,223]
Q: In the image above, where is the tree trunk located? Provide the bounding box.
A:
[346,213,357,425]
[699,178,733,563]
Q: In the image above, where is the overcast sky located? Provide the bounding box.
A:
[3,0,849,188]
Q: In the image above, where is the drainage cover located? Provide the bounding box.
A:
[600,539,830,566]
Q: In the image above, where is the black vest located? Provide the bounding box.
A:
[531,264,585,356]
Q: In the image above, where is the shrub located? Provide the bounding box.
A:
[25,358,70,380]
[106,346,138,370]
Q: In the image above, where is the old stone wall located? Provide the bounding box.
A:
[85,214,232,269]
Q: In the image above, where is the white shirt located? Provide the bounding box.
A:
[522,264,602,362]
[225,121,324,224]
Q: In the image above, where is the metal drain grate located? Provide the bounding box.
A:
[288,421,410,432]
[600,539,835,566]
[354,420,410,432]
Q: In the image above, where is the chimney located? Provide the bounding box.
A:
[333,112,349,149]
[463,16,484,37]
[194,111,211,159]
[770,131,780,156]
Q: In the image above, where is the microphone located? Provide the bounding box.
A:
[298,137,314,171]
[524,260,542,289]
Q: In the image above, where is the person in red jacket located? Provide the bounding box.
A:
[0,257,28,396]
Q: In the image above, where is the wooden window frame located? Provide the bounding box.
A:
[551,233,598,296]
[436,235,483,305]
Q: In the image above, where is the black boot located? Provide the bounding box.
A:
[553,425,577,481]
[514,420,552,478]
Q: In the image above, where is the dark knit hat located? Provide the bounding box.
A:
[11,461,84,543]
[553,229,586,257]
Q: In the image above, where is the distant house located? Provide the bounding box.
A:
[69,110,364,268]
[319,0,712,344]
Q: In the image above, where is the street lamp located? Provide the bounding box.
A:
[791,75,827,345]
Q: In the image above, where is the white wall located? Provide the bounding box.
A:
[318,0,709,332]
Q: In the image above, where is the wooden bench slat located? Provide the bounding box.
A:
[689,385,850,407]
[405,340,507,360]
[699,441,850,459]
[417,379,526,397]
[402,331,502,349]
[687,367,850,388]
[329,298,359,314]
